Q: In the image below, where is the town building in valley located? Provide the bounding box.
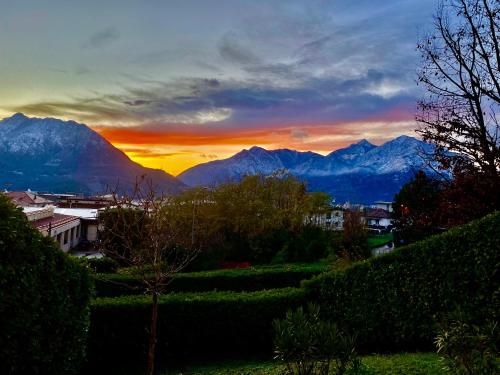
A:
[309,206,344,230]
[363,208,393,232]
[23,206,81,252]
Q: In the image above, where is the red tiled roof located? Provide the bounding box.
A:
[364,208,391,219]
[5,191,51,206]
[31,213,80,231]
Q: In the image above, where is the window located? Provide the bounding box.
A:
[71,227,74,240]
[57,233,62,244]
[76,225,80,238]
[64,230,69,244]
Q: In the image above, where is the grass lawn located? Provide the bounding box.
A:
[161,353,444,374]
[367,233,394,248]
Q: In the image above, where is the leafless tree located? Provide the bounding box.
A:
[98,178,199,375]
[417,0,499,178]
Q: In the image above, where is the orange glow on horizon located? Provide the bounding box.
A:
[93,118,417,176]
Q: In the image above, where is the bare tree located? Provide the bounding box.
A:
[98,178,199,375]
[417,0,499,178]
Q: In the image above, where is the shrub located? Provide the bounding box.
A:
[93,263,328,297]
[86,288,306,371]
[435,311,499,374]
[304,212,500,352]
[0,194,93,375]
[273,304,360,375]
[85,256,119,273]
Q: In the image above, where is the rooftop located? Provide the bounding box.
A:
[364,208,391,219]
[5,191,52,206]
[31,213,80,231]
[54,207,99,220]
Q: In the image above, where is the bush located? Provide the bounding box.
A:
[304,212,500,352]
[435,311,499,374]
[85,256,119,273]
[93,263,328,297]
[273,304,360,375]
[0,194,93,375]
[86,288,306,371]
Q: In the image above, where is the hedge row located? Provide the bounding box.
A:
[304,212,500,352]
[85,288,306,371]
[93,263,327,297]
[0,194,92,375]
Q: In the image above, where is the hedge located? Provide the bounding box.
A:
[85,288,306,371]
[85,256,119,274]
[0,194,93,375]
[93,263,328,297]
[304,212,500,352]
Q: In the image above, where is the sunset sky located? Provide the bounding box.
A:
[0,0,436,175]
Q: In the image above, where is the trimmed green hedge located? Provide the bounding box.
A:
[85,256,119,273]
[93,263,328,297]
[86,288,306,370]
[304,212,500,351]
[0,194,93,375]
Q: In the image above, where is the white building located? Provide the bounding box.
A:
[309,207,344,231]
[363,208,393,229]
[24,206,81,252]
[54,207,100,242]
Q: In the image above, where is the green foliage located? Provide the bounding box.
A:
[304,212,500,351]
[85,256,120,273]
[86,288,307,371]
[0,194,93,375]
[340,210,370,261]
[435,311,499,374]
[169,353,443,375]
[367,233,393,249]
[93,263,328,297]
[168,175,334,265]
[98,207,146,263]
[273,304,360,375]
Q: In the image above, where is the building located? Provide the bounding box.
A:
[372,201,394,212]
[309,206,344,230]
[6,190,103,253]
[363,208,393,231]
[54,207,100,242]
[5,191,52,207]
[23,206,81,252]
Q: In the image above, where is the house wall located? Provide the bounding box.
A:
[310,209,344,230]
[86,222,99,241]
[46,220,81,252]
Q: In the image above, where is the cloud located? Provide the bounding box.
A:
[200,153,218,159]
[218,33,261,65]
[83,27,120,48]
[291,128,308,141]
[8,67,415,130]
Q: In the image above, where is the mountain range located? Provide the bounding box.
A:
[0,113,437,203]
[178,136,437,203]
[0,113,185,194]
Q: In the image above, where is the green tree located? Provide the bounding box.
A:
[340,210,370,260]
[392,171,443,246]
[0,193,92,375]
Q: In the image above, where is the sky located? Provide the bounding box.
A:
[0,0,437,175]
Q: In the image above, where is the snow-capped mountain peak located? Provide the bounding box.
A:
[0,113,185,194]
[178,135,438,203]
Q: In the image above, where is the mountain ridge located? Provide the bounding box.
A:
[178,135,437,203]
[0,113,185,194]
